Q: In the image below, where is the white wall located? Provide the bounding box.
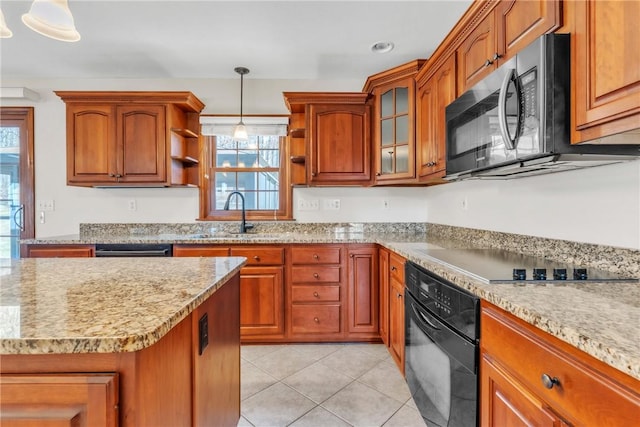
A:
[2,78,640,250]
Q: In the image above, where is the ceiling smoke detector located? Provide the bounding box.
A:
[371,41,394,54]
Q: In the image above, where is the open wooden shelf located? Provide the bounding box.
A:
[172,155,199,165]
[171,128,199,138]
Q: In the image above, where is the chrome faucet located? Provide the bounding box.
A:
[223,191,254,233]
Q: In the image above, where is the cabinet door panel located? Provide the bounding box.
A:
[389,277,404,374]
[347,248,378,336]
[378,249,390,346]
[117,105,166,183]
[67,105,115,184]
[308,104,371,184]
[240,266,284,337]
[291,305,341,334]
[173,246,230,257]
[498,0,561,62]
[481,355,563,427]
[291,266,341,283]
[457,12,496,93]
[574,0,640,141]
[26,245,95,258]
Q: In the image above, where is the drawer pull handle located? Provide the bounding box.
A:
[314,317,319,323]
[391,266,397,271]
[313,254,319,260]
[253,256,260,261]
[313,273,319,279]
[541,374,560,389]
[313,292,319,297]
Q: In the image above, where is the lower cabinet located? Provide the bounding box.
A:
[0,373,119,427]
[23,244,95,258]
[481,301,640,426]
[174,245,285,342]
[378,248,390,346]
[346,245,379,339]
[388,252,406,374]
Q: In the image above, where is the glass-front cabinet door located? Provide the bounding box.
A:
[364,60,424,184]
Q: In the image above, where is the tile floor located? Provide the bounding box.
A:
[238,343,428,427]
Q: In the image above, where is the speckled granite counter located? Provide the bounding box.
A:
[20,222,640,381]
[0,257,246,354]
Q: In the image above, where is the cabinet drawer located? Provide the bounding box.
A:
[292,285,340,302]
[290,247,341,264]
[291,266,341,283]
[389,252,405,283]
[231,247,284,265]
[173,245,230,257]
[482,305,640,425]
[291,305,341,334]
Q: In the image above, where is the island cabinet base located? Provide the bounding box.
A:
[0,273,241,427]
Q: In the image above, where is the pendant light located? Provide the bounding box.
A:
[0,9,12,38]
[233,66,250,140]
[21,0,81,42]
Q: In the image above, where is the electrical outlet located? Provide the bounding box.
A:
[462,196,469,211]
[198,313,208,355]
[324,199,341,210]
[383,200,390,209]
[128,199,137,211]
[298,199,319,211]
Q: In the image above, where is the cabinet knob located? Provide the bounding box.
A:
[376,172,381,176]
[391,266,397,271]
[313,254,319,260]
[350,254,354,258]
[426,161,437,167]
[397,293,402,299]
[492,52,502,61]
[109,173,116,178]
[253,256,260,261]
[311,172,317,177]
[313,273,319,279]
[541,374,560,389]
[314,317,320,323]
[313,292,319,298]
[484,59,493,67]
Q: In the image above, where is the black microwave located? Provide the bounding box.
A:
[445,33,638,180]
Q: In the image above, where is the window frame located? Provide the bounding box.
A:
[198,133,292,221]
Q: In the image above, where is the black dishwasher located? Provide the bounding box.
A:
[95,243,173,257]
[405,261,479,427]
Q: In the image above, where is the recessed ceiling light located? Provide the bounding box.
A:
[371,41,394,54]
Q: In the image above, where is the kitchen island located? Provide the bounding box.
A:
[0,256,246,427]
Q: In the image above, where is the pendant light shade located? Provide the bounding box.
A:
[0,9,13,38]
[233,67,250,140]
[22,0,80,42]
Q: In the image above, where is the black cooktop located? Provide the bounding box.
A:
[411,248,638,284]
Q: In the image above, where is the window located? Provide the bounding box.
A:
[199,117,291,220]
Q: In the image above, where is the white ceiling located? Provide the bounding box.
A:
[0,0,472,81]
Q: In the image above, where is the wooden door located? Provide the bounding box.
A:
[497,0,561,63]
[378,248,390,346]
[66,104,116,185]
[480,355,566,427]
[457,11,497,93]
[389,276,405,374]
[573,0,640,142]
[116,105,167,184]
[308,103,371,184]
[346,246,378,337]
[239,266,285,338]
[417,55,456,181]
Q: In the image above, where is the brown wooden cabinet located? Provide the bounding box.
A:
[283,92,372,186]
[572,0,640,143]
[23,244,95,258]
[378,248,390,346]
[388,252,405,374]
[481,301,640,426]
[346,245,378,339]
[56,91,204,187]
[416,54,456,183]
[363,60,425,184]
[289,245,344,340]
[457,0,561,93]
[0,374,119,427]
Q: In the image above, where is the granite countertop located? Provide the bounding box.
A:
[0,257,246,355]
[19,227,640,381]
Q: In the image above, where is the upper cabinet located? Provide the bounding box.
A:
[457,0,561,93]
[416,55,456,183]
[283,92,372,186]
[572,0,640,143]
[56,91,205,187]
[363,60,425,184]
